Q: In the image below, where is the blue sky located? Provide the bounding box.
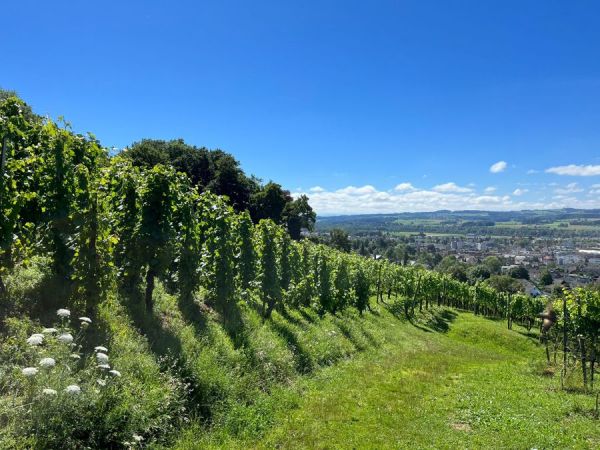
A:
[2,1,600,214]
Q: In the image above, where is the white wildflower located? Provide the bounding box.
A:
[65,385,81,394]
[57,333,74,344]
[42,388,57,395]
[70,353,81,360]
[42,327,57,334]
[94,346,108,353]
[96,352,109,364]
[109,369,121,377]
[133,434,143,442]
[56,308,71,318]
[22,367,38,376]
[97,364,111,370]
[79,316,92,323]
[27,334,44,346]
[39,357,56,368]
[97,379,106,387]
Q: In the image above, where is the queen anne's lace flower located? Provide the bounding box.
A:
[70,353,81,360]
[27,334,44,346]
[42,388,57,395]
[109,369,122,377]
[39,357,56,368]
[42,327,57,334]
[94,346,108,353]
[22,367,38,376]
[57,308,71,318]
[96,352,109,363]
[97,363,111,370]
[97,379,107,387]
[65,385,81,394]
[79,316,92,324]
[58,333,74,344]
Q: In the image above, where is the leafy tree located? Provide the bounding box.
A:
[284,194,316,240]
[485,275,523,294]
[329,228,351,252]
[123,139,170,169]
[468,265,491,283]
[207,151,256,211]
[539,270,553,286]
[509,266,530,280]
[483,256,502,274]
[250,181,290,223]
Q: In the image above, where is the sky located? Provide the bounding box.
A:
[2,0,600,215]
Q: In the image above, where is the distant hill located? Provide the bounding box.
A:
[316,209,600,238]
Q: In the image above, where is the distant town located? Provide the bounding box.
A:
[313,208,600,292]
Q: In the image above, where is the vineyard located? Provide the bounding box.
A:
[0,96,599,448]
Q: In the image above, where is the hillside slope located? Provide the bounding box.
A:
[171,311,599,449]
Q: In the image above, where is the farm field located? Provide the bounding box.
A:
[171,310,599,449]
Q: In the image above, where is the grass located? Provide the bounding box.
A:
[170,309,599,449]
[2,259,598,448]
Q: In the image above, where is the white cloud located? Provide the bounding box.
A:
[293,181,600,215]
[484,186,496,193]
[545,164,600,176]
[335,185,377,195]
[432,182,472,193]
[554,182,584,194]
[309,186,325,193]
[394,182,416,192]
[490,161,507,173]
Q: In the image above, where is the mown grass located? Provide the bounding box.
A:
[170,310,599,449]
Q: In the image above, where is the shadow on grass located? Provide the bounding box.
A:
[333,318,367,352]
[401,307,458,334]
[268,317,314,374]
[120,288,213,420]
[297,307,318,324]
[425,309,458,333]
[516,330,540,341]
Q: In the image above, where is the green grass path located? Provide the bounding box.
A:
[251,312,598,449]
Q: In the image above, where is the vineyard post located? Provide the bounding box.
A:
[562,293,568,389]
[0,136,6,294]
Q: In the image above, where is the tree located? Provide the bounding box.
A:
[329,228,351,252]
[509,266,530,280]
[284,194,316,240]
[123,139,170,169]
[485,275,523,294]
[540,270,553,286]
[250,181,290,223]
[483,256,502,275]
[207,151,256,211]
[468,265,491,283]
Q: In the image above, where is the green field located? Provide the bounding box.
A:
[171,310,599,449]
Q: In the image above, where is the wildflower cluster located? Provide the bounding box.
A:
[17,308,123,398]
[0,307,142,447]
